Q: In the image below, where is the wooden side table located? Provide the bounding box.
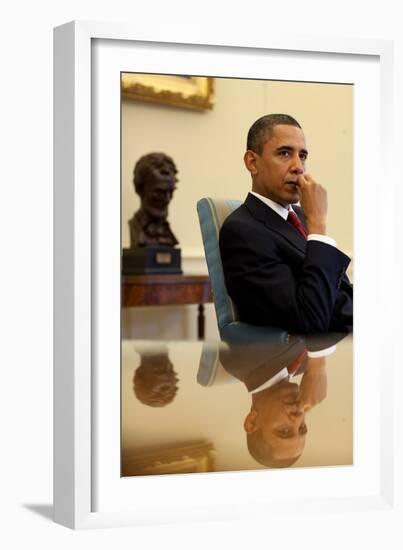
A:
[122,274,213,339]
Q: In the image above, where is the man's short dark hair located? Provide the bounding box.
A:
[246,114,302,155]
[247,430,300,468]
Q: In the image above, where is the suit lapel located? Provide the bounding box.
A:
[244,193,306,254]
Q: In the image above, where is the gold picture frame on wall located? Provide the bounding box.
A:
[122,441,216,477]
[121,73,215,111]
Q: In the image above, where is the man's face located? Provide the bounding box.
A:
[142,165,177,219]
[258,380,307,460]
[245,124,308,207]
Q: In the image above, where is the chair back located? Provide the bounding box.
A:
[197,197,242,333]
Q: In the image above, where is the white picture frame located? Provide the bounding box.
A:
[54,20,396,529]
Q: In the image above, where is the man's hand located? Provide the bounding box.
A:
[297,174,328,235]
[298,357,328,411]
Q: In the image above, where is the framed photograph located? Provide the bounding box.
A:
[54,21,395,529]
[121,72,215,110]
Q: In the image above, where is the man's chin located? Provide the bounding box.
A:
[275,380,300,395]
[287,193,301,205]
[283,184,301,203]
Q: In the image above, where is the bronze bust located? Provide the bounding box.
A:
[129,152,179,248]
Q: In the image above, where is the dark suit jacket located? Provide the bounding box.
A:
[220,336,306,391]
[219,193,353,334]
[219,332,348,391]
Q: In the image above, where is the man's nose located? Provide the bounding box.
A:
[290,156,304,174]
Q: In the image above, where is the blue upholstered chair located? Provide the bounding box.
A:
[196,197,288,344]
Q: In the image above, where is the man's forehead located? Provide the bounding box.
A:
[267,124,306,146]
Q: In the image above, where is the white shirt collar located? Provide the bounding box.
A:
[250,191,294,221]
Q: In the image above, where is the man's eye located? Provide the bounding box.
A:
[300,154,307,161]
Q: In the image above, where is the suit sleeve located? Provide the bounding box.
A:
[219,219,351,334]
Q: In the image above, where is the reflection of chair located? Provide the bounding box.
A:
[197,341,232,387]
[197,197,288,344]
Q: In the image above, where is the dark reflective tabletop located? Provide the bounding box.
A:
[122,333,352,475]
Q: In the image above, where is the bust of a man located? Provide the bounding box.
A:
[129,152,179,248]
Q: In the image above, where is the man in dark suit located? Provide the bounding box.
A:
[200,332,348,468]
[219,114,353,334]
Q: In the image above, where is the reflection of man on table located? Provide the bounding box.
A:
[218,333,343,468]
[219,114,353,334]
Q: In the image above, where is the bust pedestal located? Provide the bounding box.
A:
[122,246,182,275]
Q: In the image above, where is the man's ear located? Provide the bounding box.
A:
[244,409,259,434]
[244,150,259,176]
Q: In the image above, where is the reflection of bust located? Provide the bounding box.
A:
[133,351,179,407]
[129,152,179,247]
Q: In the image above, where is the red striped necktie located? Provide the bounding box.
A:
[287,350,308,376]
[287,210,307,239]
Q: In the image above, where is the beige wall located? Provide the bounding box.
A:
[122,77,353,339]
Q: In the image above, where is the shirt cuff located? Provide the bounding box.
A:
[307,345,337,358]
[307,234,337,248]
